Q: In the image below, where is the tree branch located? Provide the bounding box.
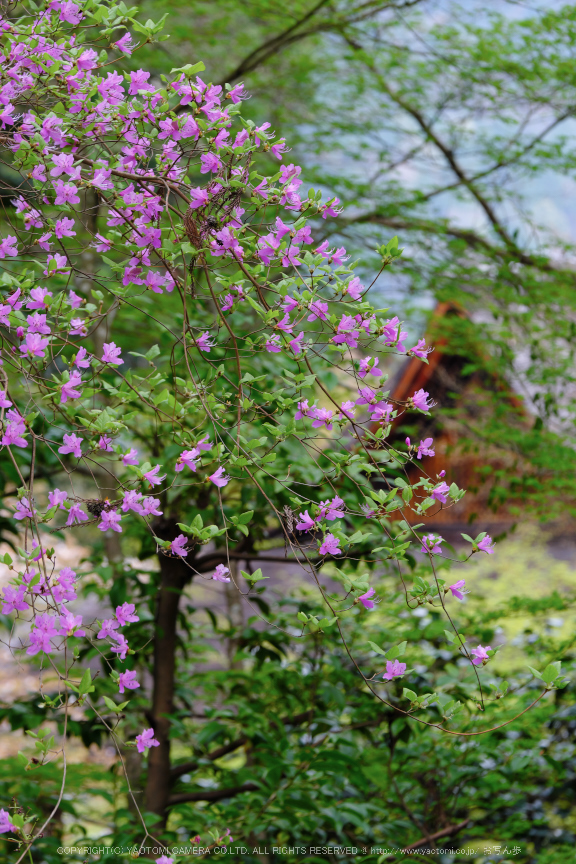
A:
[398,819,470,854]
[168,782,258,805]
[214,0,426,87]
[341,33,567,272]
[170,709,315,780]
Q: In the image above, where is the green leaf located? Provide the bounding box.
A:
[170,61,206,75]
[366,641,387,656]
[241,568,268,583]
[237,510,254,525]
[78,668,95,695]
[542,663,561,684]
[103,695,126,713]
[385,641,407,660]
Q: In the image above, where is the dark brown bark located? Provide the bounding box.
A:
[144,527,192,827]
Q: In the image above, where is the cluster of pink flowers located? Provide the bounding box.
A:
[0,2,507,844]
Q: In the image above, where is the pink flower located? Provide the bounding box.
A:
[54,217,75,239]
[98,618,120,640]
[358,356,381,378]
[319,533,341,556]
[311,407,334,430]
[122,491,143,513]
[60,370,82,404]
[101,342,123,365]
[155,857,174,864]
[26,287,52,310]
[122,448,139,466]
[345,276,363,300]
[411,389,432,411]
[409,338,432,359]
[14,498,36,520]
[355,386,378,406]
[141,498,161,518]
[69,318,87,337]
[49,489,68,509]
[143,465,166,487]
[1,420,27,448]
[189,187,210,209]
[176,448,199,472]
[421,534,443,555]
[171,534,188,557]
[74,346,91,369]
[323,197,342,219]
[275,314,294,336]
[417,438,435,459]
[50,153,75,178]
[295,510,315,532]
[382,659,406,681]
[471,645,492,666]
[114,31,134,54]
[358,588,376,610]
[431,482,450,504]
[116,603,139,626]
[281,245,301,267]
[289,331,305,354]
[0,235,17,258]
[66,503,88,526]
[43,253,69,276]
[0,390,12,408]
[197,435,212,452]
[58,1,82,25]
[477,535,495,554]
[2,584,28,614]
[118,670,140,694]
[370,403,393,423]
[58,433,83,458]
[111,634,130,661]
[196,332,214,352]
[136,728,160,754]
[0,104,15,129]
[37,232,52,251]
[209,466,230,488]
[227,83,248,103]
[307,300,329,322]
[212,564,230,582]
[58,611,85,637]
[265,336,281,353]
[53,180,80,206]
[93,233,111,253]
[27,313,50,335]
[295,400,313,420]
[381,316,407,351]
[318,496,345,521]
[200,152,221,174]
[20,332,49,358]
[0,809,14,834]
[99,510,122,533]
[448,580,468,601]
[27,613,59,655]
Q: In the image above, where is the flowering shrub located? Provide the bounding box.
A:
[0,0,567,859]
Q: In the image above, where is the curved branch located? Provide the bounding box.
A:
[169,782,258,805]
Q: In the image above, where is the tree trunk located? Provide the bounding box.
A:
[144,542,190,828]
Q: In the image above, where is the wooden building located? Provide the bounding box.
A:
[384,302,527,535]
